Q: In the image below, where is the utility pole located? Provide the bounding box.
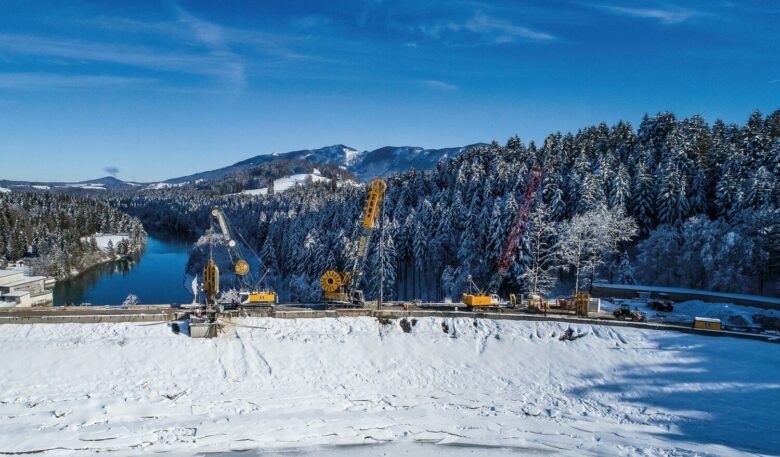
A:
[378,199,384,309]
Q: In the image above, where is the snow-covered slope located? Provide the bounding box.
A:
[1,317,777,456]
[165,145,359,184]
[0,176,137,192]
[241,169,331,196]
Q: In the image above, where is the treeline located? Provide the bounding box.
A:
[0,192,146,278]
[114,110,780,299]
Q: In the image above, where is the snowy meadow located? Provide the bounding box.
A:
[1,317,778,456]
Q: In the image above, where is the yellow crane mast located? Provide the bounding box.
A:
[320,178,387,307]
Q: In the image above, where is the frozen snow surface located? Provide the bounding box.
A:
[0,186,10,193]
[1,317,778,456]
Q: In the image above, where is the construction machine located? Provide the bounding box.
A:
[613,303,645,321]
[209,207,277,306]
[320,178,387,307]
[462,168,544,308]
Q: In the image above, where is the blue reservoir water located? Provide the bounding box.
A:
[53,235,193,306]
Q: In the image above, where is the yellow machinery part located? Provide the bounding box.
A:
[462,293,493,306]
[361,178,386,229]
[320,270,344,292]
[245,291,276,303]
[203,258,219,304]
[574,292,590,316]
[234,259,250,276]
[323,291,350,302]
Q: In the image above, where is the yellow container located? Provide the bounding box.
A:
[247,292,276,303]
[462,294,493,306]
[693,317,722,330]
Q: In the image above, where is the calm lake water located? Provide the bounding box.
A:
[53,235,193,306]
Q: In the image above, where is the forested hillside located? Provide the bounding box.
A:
[114,111,780,300]
[0,192,146,278]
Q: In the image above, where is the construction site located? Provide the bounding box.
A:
[1,172,778,457]
[3,172,778,343]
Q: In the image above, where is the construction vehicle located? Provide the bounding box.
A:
[462,168,544,308]
[209,207,277,306]
[613,303,645,321]
[463,275,504,307]
[320,178,387,307]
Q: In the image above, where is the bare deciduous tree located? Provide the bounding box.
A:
[558,207,637,293]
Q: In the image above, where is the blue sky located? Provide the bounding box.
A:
[0,0,777,182]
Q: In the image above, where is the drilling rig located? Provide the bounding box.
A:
[208,207,277,306]
[320,178,387,307]
[462,168,543,308]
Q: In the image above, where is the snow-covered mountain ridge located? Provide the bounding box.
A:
[165,143,485,184]
[1,143,484,192]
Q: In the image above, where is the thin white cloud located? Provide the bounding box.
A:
[419,79,458,91]
[419,13,554,44]
[0,72,154,89]
[0,33,240,87]
[597,5,697,24]
[462,13,555,42]
[169,2,246,91]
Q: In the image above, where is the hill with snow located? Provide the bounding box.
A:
[0,317,777,456]
[0,176,140,193]
[163,143,484,185]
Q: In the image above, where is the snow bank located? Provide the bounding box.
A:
[0,317,778,456]
[0,187,10,193]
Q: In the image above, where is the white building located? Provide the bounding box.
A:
[0,269,54,307]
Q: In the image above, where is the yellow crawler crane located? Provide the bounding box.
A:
[320,178,387,307]
[211,207,277,306]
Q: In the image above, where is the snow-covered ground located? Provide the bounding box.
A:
[81,233,130,251]
[601,298,780,330]
[0,186,10,193]
[1,317,778,456]
[57,183,106,190]
[242,170,332,196]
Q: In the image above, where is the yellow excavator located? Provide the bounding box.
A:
[320,178,387,307]
[206,207,277,306]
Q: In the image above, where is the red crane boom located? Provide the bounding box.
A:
[486,167,544,293]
